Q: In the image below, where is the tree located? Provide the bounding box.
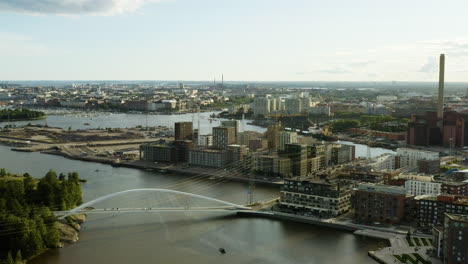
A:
[331,120,360,132]
[0,168,6,177]
[5,251,14,264]
[14,251,22,264]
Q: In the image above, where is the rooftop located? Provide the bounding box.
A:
[357,183,406,194]
[445,213,468,222]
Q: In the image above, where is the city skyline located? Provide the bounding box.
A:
[2,0,468,81]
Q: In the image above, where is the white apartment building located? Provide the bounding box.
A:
[198,135,213,147]
[396,148,439,168]
[405,179,441,196]
[285,98,302,114]
[367,153,396,171]
[253,98,271,116]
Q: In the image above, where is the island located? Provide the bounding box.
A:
[0,169,84,263]
[0,109,46,122]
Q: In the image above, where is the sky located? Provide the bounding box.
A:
[1,0,468,82]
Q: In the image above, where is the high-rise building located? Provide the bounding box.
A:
[434,213,468,264]
[284,143,308,177]
[253,98,271,116]
[227,144,248,164]
[266,123,280,150]
[174,122,193,141]
[213,126,236,150]
[221,120,240,141]
[442,213,468,264]
[329,144,355,165]
[278,131,298,151]
[285,98,302,114]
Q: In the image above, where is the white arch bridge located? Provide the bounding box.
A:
[54,188,252,219]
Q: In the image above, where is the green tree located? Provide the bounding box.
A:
[0,169,6,177]
[5,251,14,264]
[331,120,360,132]
[14,251,22,264]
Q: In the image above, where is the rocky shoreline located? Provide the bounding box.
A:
[56,214,87,247]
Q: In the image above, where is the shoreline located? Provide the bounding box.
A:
[0,115,47,123]
[40,149,284,187]
[28,214,87,263]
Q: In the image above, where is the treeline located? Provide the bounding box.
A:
[0,109,45,121]
[0,170,83,263]
[331,113,409,133]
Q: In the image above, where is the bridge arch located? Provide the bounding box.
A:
[59,188,250,218]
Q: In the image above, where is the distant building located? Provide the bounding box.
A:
[308,105,331,116]
[441,181,468,196]
[188,149,227,168]
[248,138,267,152]
[198,135,213,147]
[238,131,263,146]
[329,144,355,165]
[221,120,240,141]
[407,111,468,147]
[280,178,352,217]
[139,144,177,163]
[415,195,468,229]
[285,98,302,114]
[278,131,298,151]
[376,95,398,102]
[253,98,272,116]
[174,122,193,141]
[255,155,291,178]
[405,178,441,196]
[266,123,280,150]
[395,148,439,168]
[284,143,308,177]
[227,144,248,165]
[417,159,441,174]
[213,126,236,150]
[172,140,194,162]
[354,183,407,224]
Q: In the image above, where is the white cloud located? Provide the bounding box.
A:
[0,0,161,16]
[419,57,438,73]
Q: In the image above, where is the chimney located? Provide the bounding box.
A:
[437,54,445,120]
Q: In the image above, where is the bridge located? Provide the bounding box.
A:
[54,188,252,219]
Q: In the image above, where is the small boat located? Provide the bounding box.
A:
[219,248,226,254]
[84,123,90,125]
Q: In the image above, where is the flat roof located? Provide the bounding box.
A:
[445,213,468,222]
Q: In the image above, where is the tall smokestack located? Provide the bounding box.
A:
[437,54,445,120]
